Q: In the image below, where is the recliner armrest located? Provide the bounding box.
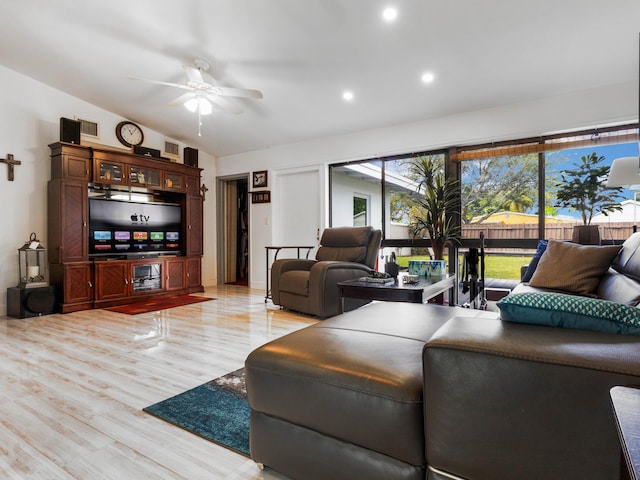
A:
[308,261,373,288]
[310,260,373,274]
[308,261,373,317]
[272,258,316,275]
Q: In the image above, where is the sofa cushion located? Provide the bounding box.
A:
[497,292,640,335]
[246,302,461,468]
[529,240,621,296]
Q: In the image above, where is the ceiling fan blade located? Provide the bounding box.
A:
[184,66,205,85]
[206,94,243,114]
[129,76,191,91]
[209,86,263,99]
[167,92,195,107]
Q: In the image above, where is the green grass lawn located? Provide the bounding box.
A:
[397,254,532,280]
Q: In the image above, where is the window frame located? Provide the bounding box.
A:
[329,123,638,253]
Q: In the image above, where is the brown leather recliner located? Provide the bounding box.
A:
[270,226,382,318]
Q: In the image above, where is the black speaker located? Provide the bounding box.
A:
[60,117,81,144]
[133,145,161,158]
[184,147,199,167]
[7,286,57,318]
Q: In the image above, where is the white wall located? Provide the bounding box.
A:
[0,65,217,316]
[217,81,638,291]
[1,60,636,308]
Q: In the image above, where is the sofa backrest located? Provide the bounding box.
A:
[612,231,640,279]
[315,226,382,269]
[598,232,640,307]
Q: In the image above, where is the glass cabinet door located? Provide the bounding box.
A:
[129,165,161,188]
[96,160,124,184]
[131,262,163,293]
[164,172,185,191]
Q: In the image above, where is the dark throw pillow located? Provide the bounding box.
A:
[522,240,548,282]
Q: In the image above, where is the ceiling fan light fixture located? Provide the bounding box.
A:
[199,98,213,115]
[184,96,213,115]
[184,97,198,113]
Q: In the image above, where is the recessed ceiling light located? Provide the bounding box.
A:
[342,91,354,101]
[382,7,398,22]
[421,72,435,84]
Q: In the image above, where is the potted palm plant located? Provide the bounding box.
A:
[407,155,461,260]
[554,152,624,244]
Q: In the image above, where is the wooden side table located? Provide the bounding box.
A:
[610,386,640,480]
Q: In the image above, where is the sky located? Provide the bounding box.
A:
[546,141,639,219]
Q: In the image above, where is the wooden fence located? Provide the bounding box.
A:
[462,222,636,243]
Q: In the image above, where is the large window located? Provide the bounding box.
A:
[544,128,639,242]
[329,124,639,280]
[460,151,539,241]
[453,127,640,244]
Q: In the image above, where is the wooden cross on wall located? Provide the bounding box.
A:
[0,154,21,181]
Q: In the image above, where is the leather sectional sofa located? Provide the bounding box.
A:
[246,233,640,480]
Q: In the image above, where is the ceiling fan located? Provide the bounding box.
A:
[130,58,263,134]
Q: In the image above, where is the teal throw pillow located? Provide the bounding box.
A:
[497,292,640,336]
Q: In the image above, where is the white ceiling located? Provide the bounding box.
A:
[1,1,639,158]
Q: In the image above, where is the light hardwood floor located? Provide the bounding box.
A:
[0,286,317,480]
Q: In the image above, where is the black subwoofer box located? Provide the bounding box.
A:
[60,117,81,144]
[184,147,198,167]
[7,286,57,318]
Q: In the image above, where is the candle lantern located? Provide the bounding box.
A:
[18,232,48,288]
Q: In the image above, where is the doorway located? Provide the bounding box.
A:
[220,176,249,285]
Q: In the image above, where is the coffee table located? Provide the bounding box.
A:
[337,274,456,314]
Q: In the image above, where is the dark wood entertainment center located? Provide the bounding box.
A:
[47,142,204,313]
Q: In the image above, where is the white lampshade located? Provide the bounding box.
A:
[606,156,640,188]
[199,98,213,115]
[184,96,213,115]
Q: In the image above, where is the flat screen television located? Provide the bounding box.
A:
[88,197,182,257]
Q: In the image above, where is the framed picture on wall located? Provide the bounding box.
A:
[252,191,271,204]
[253,170,268,188]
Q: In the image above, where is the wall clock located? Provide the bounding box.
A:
[115,121,144,147]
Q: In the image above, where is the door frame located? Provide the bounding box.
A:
[216,173,250,285]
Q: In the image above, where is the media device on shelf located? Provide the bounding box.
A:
[88,197,182,258]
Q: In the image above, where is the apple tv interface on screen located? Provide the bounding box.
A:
[88,198,181,256]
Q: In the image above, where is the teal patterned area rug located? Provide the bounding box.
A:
[143,368,250,457]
